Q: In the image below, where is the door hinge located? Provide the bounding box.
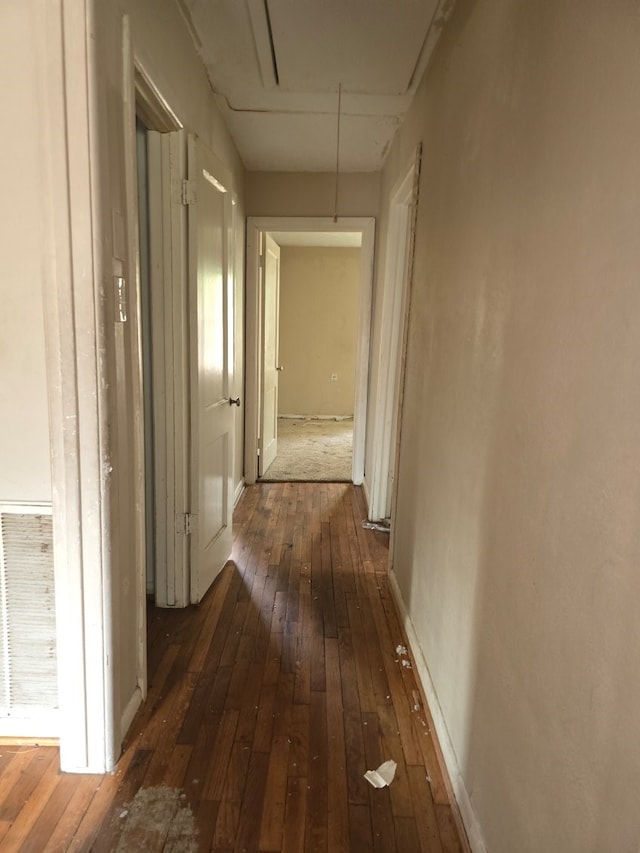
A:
[176,512,196,535]
[181,179,197,206]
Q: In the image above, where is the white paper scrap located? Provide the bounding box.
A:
[364,759,397,789]
[395,644,408,656]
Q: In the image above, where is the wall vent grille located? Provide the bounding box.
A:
[0,505,58,717]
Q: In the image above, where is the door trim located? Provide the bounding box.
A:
[258,234,281,476]
[132,62,188,612]
[38,0,115,773]
[146,129,190,608]
[245,216,375,485]
[367,149,421,521]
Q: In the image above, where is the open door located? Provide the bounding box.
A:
[188,135,234,603]
[259,234,281,475]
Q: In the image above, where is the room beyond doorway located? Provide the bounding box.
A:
[260,416,353,481]
[260,232,360,481]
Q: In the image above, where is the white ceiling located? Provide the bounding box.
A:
[269,231,362,248]
[178,0,453,172]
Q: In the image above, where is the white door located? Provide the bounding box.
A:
[259,234,280,475]
[188,135,234,603]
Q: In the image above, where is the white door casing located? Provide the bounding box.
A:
[368,145,422,523]
[38,3,234,773]
[188,135,234,604]
[245,217,375,486]
[259,235,281,475]
[146,128,191,608]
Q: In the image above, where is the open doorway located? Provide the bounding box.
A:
[245,217,375,486]
[258,231,362,482]
[367,147,421,523]
[133,73,189,611]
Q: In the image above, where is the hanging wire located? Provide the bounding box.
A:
[333,83,342,223]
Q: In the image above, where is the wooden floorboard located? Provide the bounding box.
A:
[0,483,466,852]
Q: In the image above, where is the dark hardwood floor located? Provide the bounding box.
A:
[0,483,466,852]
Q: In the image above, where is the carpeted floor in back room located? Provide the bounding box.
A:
[260,417,353,481]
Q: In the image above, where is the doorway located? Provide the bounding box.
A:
[133,73,190,610]
[258,231,362,482]
[245,217,375,486]
[133,88,237,609]
[367,147,421,522]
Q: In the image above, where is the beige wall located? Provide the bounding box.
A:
[278,246,360,417]
[380,1,640,850]
[246,171,380,217]
[0,3,51,504]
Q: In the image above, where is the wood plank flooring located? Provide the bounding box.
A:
[0,483,466,852]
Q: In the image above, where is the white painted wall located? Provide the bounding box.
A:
[0,3,51,505]
[278,246,360,416]
[381,1,640,850]
[246,171,380,218]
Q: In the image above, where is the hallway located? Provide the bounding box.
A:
[0,484,464,851]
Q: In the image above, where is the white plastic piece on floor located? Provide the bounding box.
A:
[362,521,391,533]
[364,759,398,788]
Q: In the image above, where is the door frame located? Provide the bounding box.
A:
[39,1,125,773]
[245,216,375,485]
[367,149,421,521]
[258,234,281,476]
[145,129,190,608]
[39,3,202,774]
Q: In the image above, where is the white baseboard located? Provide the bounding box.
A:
[278,414,354,421]
[388,570,487,853]
[234,479,245,507]
[0,711,59,740]
[120,686,143,745]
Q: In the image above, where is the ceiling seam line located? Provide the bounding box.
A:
[263,0,280,86]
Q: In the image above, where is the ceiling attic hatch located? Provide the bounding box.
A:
[247,0,280,89]
[180,0,455,171]
[265,0,433,95]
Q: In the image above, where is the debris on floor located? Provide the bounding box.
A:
[364,759,398,789]
[395,644,413,668]
[261,417,353,480]
[362,521,391,533]
[115,786,198,852]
